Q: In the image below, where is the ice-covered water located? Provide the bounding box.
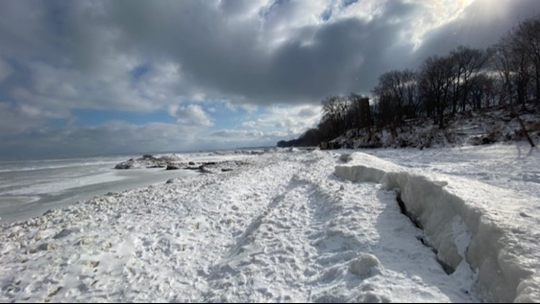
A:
[0,155,199,223]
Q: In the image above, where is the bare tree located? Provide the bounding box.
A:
[512,15,540,104]
[469,74,495,109]
[449,46,489,113]
[490,42,515,107]
[402,70,421,118]
[492,33,532,109]
[372,69,419,136]
[419,56,454,129]
[301,128,322,146]
[347,93,373,139]
[321,95,351,138]
[372,84,398,137]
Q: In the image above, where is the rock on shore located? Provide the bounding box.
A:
[115,154,187,170]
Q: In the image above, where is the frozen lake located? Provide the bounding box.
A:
[0,155,199,223]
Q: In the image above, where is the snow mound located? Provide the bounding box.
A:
[335,152,540,303]
[349,253,382,278]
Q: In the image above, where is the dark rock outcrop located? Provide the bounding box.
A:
[114,154,187,170]
[115,159,138,170]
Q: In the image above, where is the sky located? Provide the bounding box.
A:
[1,0,540,159]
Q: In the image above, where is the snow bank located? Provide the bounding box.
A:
[335,153,540,303]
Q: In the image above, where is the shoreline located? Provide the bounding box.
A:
[0,168,198,224]
[0,151,262,224]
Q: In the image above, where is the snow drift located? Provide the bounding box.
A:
[335,153,540,303]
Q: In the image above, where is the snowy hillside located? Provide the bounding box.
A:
[332,105,540,150]
[0,146,539,302]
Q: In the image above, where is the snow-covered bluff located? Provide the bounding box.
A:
[331,105,540,150]
[336,151,540,303]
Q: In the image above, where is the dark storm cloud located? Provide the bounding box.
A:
[266,18,404,101]
[103,0,428,105]
[2,0,539,109]
[414,0,540,65]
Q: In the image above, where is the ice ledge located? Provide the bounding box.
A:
[335,152,540,303]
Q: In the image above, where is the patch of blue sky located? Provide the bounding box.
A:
[71,109,175,127]
[321,7,332,21]
[47,118,70,129]
[70,100,268,134]
[342,0,358,8]
[259,0,290,18]
[129,64,150,83]
[207,105,264,131]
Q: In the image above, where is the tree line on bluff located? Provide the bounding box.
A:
[278,16,540,148]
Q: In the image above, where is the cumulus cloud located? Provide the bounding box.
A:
[225,105,321,146]
[0,103,54,135]
[298,107,320,118]
[259,105,321,135]
[168,104,213,127]
[205,129,283,149]
[210,129,264,139]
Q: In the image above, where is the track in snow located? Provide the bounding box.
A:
[200,153,477,302]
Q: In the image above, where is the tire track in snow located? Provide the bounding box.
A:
[201,177,317,302]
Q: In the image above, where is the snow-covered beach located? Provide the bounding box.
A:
[0,152,254,223]
[1,145,539,303]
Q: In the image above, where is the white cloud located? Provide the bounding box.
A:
[210,129,264,139]
[298,107,320,118]
[203,127,291,150]
[0,102,73,136]
[169,104,213,127]
[205,104,321,148]
[241,119,264,128]
[241,104,321,138]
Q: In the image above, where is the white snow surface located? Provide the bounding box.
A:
[364,144,540,198]
[0,147,537,302]
[336,145,540,303]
